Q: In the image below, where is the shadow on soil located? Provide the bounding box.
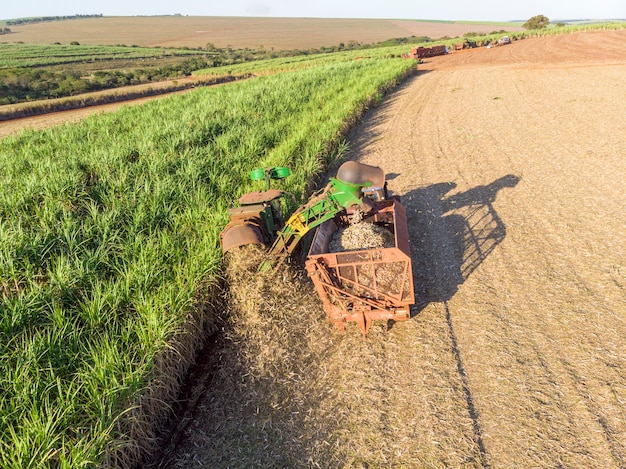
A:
[400,174,521,315]
[398,175,520,467]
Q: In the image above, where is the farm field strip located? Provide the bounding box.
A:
[193,45,409,77]
[395,64,626,467]
[343,32,626,467]
[2,16,524,50]
[0,56,415,468]
[1,23,621,127]
[0,43,209,69]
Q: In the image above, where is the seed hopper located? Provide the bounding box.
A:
[220,161,414,336]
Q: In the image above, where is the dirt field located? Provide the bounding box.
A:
[154,30,626,468]
[5,17,521,50]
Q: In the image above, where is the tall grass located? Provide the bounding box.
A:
[192,46,409,79]
[0,57,415,467]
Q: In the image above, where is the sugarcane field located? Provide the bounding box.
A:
[0,16,625,469]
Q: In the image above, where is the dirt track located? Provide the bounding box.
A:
[338,29,626,467]
[0,79,203,139]
[155,30,626,468]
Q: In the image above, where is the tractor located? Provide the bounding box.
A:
[220,161,414,336]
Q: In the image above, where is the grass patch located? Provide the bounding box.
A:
[0,43,208,69]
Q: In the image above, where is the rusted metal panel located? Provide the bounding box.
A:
[220,221,264,252]
[306,198,414,336]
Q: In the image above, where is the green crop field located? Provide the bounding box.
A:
[0,43,208,69]
[2,19,624,468]
[0,42,218,106]
[0,54,415,468]
[193,45,410,77]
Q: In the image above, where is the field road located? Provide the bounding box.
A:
[338,29,626,467]
[156,29,626,468]
[0,79,203,139]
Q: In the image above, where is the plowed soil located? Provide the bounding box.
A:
[7,17,522,50]
[156,30,625,468]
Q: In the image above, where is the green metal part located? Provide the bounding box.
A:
[226,162,379,260]
[327,177,370,208]
[250,166,291,191]
[268,177,369,256]
[250,168,266,181]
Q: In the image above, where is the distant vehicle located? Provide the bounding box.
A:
[402,44,448,60]
[496,36,511,46]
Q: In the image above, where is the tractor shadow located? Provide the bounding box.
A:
[399,175,520,316]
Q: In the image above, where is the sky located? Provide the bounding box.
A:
[2,0,624,23]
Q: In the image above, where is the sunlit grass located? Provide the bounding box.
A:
[0,56,415,467]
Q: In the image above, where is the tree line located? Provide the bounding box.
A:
[6,14,103,26]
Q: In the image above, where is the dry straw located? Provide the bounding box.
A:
[329,218,394,253]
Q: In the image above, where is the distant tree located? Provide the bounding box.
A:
[523,15,550,30]
[6,14,102,26]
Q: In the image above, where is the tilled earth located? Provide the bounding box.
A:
[156,30,626,468]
